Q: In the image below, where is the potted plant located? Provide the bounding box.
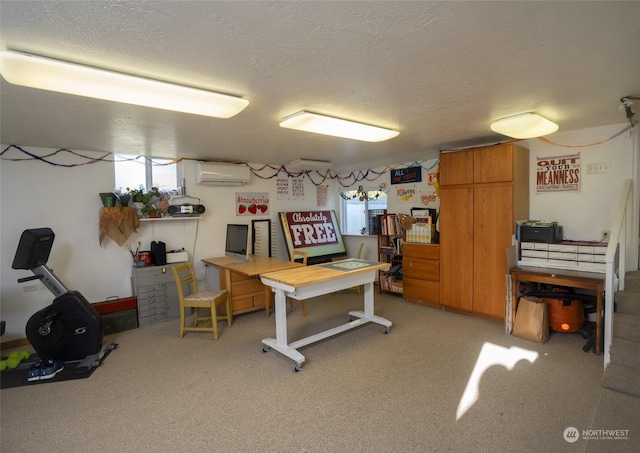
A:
[117,192,131,207]
[127,186,150,214]
[141,204,163,218]
[129,186,165,218]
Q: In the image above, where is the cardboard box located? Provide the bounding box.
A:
[406,223,435,243]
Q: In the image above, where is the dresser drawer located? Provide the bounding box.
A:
[138,304,167,317]
[403,278,440,303]
[231,296,255,311]
[403,256,439,280]
[138,312,167,326]
[403,243,439,260]
[231,271,254,282]
[232,277,264,296]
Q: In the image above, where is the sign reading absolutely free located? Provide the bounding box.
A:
[285,211,338,247]
[278,210,348,261]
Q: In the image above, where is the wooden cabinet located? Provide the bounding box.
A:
[220,270,267,315]
[439,143,529,320]
[402,243,440,306]
[377,234,403,294]
[439,187,474,311]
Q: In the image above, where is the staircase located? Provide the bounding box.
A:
[602,270,640,397]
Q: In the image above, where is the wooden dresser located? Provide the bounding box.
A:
[402,242,440,306]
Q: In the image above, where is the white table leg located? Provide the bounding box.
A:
[349,281,392,331]
[274,288,288,347]
[262,274,391,371]
[262,288,305,369]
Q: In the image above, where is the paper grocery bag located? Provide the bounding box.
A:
[513,296,549,343]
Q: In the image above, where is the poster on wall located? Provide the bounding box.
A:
[236,192,270,215]
[278,210,347,261]
[536,153,581,193]
[390,166,422,185]
[395,185,417,203]
[392,160,440,209]
[276,178,290,200]
[419,159,440,208]
[292,177,305,199]
[275,177,305,200]
[316,184,329,207]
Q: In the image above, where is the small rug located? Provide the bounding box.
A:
[1,344,117,390]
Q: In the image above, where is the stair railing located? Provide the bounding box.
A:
[604,179,633,367]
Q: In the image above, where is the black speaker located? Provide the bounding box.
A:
[151,241,167,265]
[167,204,205,216]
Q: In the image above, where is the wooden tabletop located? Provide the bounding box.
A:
[202,255,302,276]
[261,259,390,288]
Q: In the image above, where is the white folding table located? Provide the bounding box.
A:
[260,259,391,371]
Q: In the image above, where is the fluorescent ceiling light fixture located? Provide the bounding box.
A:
[286,158,331,170]
[279,111,399,142]
[0,50,249,118]
[490,112,558,139]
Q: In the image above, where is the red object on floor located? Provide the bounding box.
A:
[92,297,137,315]
[546,298,584,332]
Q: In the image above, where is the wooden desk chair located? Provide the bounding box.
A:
[265,250,309,317]
[172,262,232,340]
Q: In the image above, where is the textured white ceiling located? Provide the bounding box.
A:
[1,1,639,172]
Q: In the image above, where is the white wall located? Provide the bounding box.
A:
[0,152,339,341]
[526,123,636,242]
[1,124,637,341]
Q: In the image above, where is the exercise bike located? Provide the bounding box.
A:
[12,228,116,373]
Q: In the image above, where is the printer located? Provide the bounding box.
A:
[520,220,563,243]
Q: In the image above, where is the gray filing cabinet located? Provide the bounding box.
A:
[132,264,181,326]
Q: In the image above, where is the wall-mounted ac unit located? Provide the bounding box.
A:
[196,162,250,186]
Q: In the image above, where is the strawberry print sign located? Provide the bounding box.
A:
[236,192,270,216]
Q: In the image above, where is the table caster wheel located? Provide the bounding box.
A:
[262,345,270,353]
[384,326,390,334]
[294,363,302,372]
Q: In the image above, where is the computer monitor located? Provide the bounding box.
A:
[225,224,249,259]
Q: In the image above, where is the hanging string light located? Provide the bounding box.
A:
[339,183,387,201]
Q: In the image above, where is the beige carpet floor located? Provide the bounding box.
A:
[1,292,639,453]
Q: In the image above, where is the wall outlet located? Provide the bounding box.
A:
[602,230,610,241]
[23,284,38,292]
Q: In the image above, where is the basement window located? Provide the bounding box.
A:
[340,189,387,235]
[114,154,181,194]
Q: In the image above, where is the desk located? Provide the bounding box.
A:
[202,256,302,316]
[510,266,604,354]
[260,259,391,371]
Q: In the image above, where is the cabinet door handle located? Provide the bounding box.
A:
[162,267,167,274]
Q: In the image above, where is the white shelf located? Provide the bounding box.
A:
[140,216,202,222]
